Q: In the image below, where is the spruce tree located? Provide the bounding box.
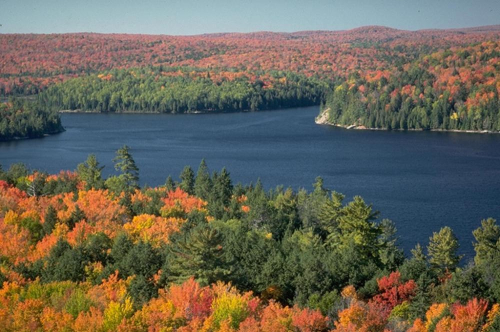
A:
[43,205,58,235]
[194,159,211,200]
[179,166,195,195]
[165,175,176,191]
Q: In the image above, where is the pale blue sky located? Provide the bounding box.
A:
[1,0,499,35]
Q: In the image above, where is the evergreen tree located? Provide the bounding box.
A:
[194,159,211,200]
[118,241,161,279]
[165,224,231,286]
[270,188,301,241]
[317,191,345,237]
[207,168,233,220]
[179,166,195,195]
[165,175,176,191]
[67,204,86,230]
[77,154,105,190]
[245,179,271,230]
[43,239,86,282]
[43,205,58,235]
[427,226,461,272]
[473,218,500,266]
[113,145,139,190]
[129,274,158,308]
[327,196,382,262]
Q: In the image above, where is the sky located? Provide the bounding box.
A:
[1,0,499,35]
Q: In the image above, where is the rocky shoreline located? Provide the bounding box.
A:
[315,109,500,134]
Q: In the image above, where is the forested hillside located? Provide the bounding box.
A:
[0,98,64,140]
[1,25,500,129]
[321,41,500,131]
[1,149,500,331]
[39,67,329,113]
[2,26,500,96]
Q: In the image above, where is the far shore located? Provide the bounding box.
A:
[315,109,500,134]
[58,105,319,115]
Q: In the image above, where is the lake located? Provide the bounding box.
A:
[1,106,499,259]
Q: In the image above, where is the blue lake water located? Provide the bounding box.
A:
[1,106,499,260]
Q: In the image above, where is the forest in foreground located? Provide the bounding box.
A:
[1,25,500,138]
[1,147,500,331]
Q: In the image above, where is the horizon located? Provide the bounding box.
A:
[2,23,500,37]
[1,0,499,35]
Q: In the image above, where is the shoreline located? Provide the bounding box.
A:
[58,105,319,115]
[0,129,65,142]
[315,109,500,134]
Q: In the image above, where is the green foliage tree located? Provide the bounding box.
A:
[0,98,64,141]
[165,224,232,286]
[5,163,29,188]
[43,205,58,235]
[129,274,158,308]
[118,241,161,279]
[473,218,500,266]
[446,265,488,303]
[327,196,382,261]
[194,159,211,200]
[165,175,176,191]
[67,204,86,230]
[208,168,233,220]
[427,226,461,272]
[179,166,195,195]
[77,154,105,190]
[269,187,301,241]
[112,145,139,190]
[219,222,275,293]
[40,67,328,114]
[244,179,272,230]
[105,175,127,195]
[43,239,86,282]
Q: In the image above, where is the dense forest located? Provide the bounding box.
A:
[0,98,64,140]
[321,42,500,131]
[2,26,499,96]
[1,148,500,331]
[1,26,500,130]
[39,67,330,113]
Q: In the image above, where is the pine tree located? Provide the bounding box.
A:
[113,145,139,190]
[318,191,345,235]
[165,224,231,286]
[472,218,500,266]
[427,226,461,272]
[77,154,105,190]
[327,196,381,261]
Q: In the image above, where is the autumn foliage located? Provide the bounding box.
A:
[0,277,328,331]
[1,164,500,331]
[2,26,500,95]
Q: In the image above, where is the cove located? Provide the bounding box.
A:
[1,106,499,259]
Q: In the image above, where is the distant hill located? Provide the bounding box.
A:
[1,25,499,131]
[1,25,499,95]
